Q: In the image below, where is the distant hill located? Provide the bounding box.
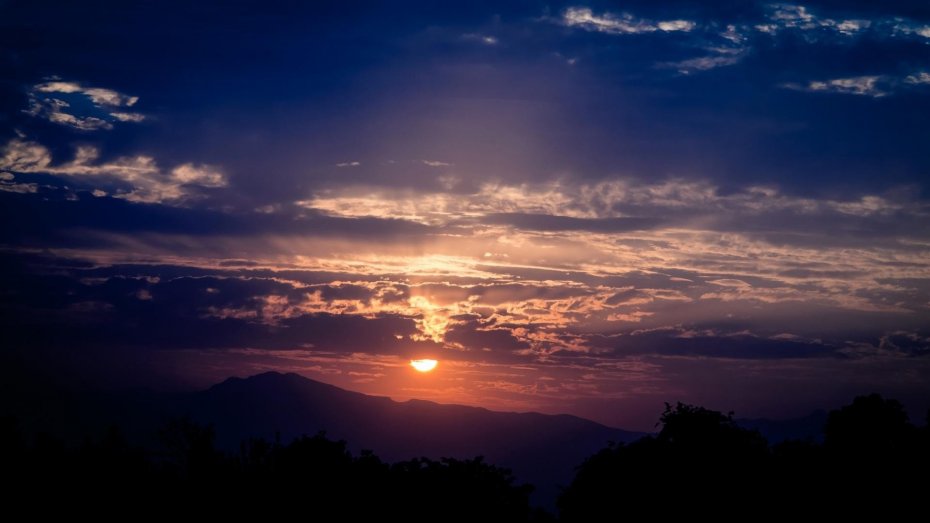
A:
[1,368,875,508]
[182,372,643,505]
[1,369,641,506]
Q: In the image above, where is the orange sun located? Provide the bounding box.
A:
[410,359,438,372]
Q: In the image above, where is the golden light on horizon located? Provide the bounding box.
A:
[410,359,438,372]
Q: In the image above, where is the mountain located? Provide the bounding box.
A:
[1,369,641,507]
[182,372,643,505]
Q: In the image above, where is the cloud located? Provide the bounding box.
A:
[462,33,498,45]
[3,170,928,419]
[767,4,827,31]
[768,4,816,28]
[110,112,146,123]
[894,21,930,39]
[834,19,871,36]
[20,175,910,354]
[658,23,751,74]
[482,213,661,232]
[298,178,929,230]
[421,160,453,167]
[550,4,930,83]
[661,51,746,74]
[4,248,927,369]
[561,7,695,35]
[763,4,871,36]
[25,79,145,131]
[759,4,930,42]
[905,72,930,85]
[34,81,139,106]
[0,137,226,204]
[0,172,38,193]
[657,20,695,32]
[783,76,889,97]
[336,161,361,167]
[782,70,930,97]
[298,182,584,225]
[720,24,748,45]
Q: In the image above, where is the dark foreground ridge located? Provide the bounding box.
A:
[3,373,930,518]
[2,371,641,508]
[188,372,643,506]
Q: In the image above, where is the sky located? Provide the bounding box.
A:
[2,0,929,430]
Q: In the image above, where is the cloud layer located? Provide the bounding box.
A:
[1,138,225,204]
[25,80,144,131]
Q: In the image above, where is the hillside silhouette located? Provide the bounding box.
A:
[5,392,929,519]
[2,371,640,507]
[187,372,641,505]
[3,418,542,520]
[5,370,930,518]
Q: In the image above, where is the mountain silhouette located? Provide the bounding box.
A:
[182,371,642,505]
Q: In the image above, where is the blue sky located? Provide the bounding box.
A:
[2,1,929,429]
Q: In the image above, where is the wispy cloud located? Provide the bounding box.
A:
[893,21,930,39]
[462,33,498,45]
[662,53,745,74]
[0,171,38,193]
[298,178,928,230]
[905,72,930,85]
[25,79,145,131]
[553,4,930,82]
[336,161,361,168]
[561,7,695,35]
[783,75,889,97]
[0,137,225,204]
[764,4,872,36]
[658,24,752,74]
[782,71,930,97]
[421,159,453,167]
[6,166,928,415]
[760,3,930,42]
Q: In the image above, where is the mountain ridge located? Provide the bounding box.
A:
[184,371,642,506]
[1,368,842,508]
[212,371,623,427]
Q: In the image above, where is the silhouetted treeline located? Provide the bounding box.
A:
[4,394,929,519]
[559,394,930,520]
[2,417,541,520]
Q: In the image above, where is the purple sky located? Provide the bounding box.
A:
[2,0,929,430]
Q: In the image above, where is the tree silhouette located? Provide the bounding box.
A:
[6,394,930,520]
[559,402,769,520]
[824,393,912,455]
[560,395,930,520]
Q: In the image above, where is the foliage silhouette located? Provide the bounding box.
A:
[559,395,930,520]
[4,417,538,520]
[5,394,929,520]
[558,402,770,520]
[824,393,913,454]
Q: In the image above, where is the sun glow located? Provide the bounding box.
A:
[410,359,438,372]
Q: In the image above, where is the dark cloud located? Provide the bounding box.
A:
[444,320,533,360]
[582,330,838,360]
[483,213,663,232]
[0,189,440,248]
[0,255,431,355]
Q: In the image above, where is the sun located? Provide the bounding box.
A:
[410,359,438,372]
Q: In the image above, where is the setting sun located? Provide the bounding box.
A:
[410,359,438,373]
